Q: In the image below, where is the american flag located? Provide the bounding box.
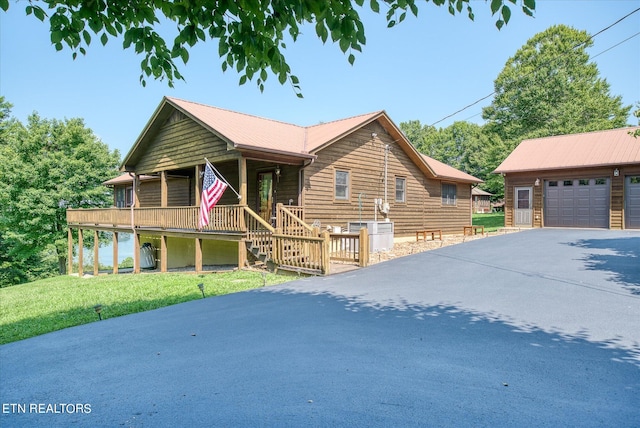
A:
[198,163,228,229]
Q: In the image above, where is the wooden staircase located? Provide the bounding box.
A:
[243,204,328,275]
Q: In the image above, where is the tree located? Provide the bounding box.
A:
[482,24,632,144]
[0,100,121,285]
[401,119,495,187]
[631,102,640,138]
[0,0,535,95]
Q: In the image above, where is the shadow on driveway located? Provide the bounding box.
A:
[569,236,640,295]
[1,229,639,427]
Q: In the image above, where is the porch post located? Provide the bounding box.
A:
[160,235,168,273]
[195,164,202,207]
[133,174,140,208]
[238,157,247,205]
[93,230,99,276]
[160,170,168,207]
[195,237,203,273]
[78,229,84,277]
[67,228,73,275]
[113,232,119,274]
[133,232,140,274]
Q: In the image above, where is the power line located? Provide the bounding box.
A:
[428,7,640,127]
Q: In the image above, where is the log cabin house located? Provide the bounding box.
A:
[494,127,640,229]
[67,97,481,275]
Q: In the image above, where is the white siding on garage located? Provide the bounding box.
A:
[545,178,610,228]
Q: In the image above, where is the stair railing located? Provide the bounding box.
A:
[243,206,275,257]
[276,203,318,237]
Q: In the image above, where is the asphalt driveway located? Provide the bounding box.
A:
[1,229,639,427]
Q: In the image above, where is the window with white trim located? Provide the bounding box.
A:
[395,177,406,203]
[335,170,350,200]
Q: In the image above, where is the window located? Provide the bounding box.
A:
[630,176,640,184]
[563,180,573,186]
[115,186,134,208]
[335,170,349,200]
[579,179,590,186]
[548,181,558,187]
[595,178,607,185]
[442,183,456,206]
[395,177,406,203]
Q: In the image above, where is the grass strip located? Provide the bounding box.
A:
[0,270,293,345]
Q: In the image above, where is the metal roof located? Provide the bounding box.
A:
[494,127,640,173]
[122,97,482,183]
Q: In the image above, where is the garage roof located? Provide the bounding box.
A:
[494,127,640,173]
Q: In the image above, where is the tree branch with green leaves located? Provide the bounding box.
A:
[1,0,535,96]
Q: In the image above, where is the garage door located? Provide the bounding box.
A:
[626,176,640,229]
[545,178,609,228]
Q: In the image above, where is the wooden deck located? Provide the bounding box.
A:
[67,204,370,276]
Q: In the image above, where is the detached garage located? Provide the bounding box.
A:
[494,127,640,230]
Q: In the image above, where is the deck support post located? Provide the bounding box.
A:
[67,228,73,275]
[133,232,140,274]
[161,235,168,273]
[78,229,84,277]
[113,232,119,274]
[195,237,203,273]
[93,230,99,276]
[238,239,247,269]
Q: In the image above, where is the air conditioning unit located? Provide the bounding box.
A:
[347,221,394,252]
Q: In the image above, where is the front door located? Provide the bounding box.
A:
[257,172,275,223]
[514,187,532,226]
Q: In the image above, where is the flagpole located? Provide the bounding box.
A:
[204,157,242,200]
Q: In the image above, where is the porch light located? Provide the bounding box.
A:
[535,178,540,186]
[614,168,619,177]
[275,165,281,177]
[93,304,103,321]
[197,283,205,298]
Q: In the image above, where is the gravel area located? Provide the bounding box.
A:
[368,229,521,265]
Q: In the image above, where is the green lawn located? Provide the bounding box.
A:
[0,270,293,345]
[472,212,505,232]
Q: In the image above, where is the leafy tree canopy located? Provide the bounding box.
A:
[482,24,631,144]
[0,0,535,95]
[401,119,504,197]
[0,98,121,284]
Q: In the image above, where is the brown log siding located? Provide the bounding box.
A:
[135,117,238,174]
[304,122,471,235]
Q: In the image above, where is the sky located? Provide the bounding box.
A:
[1,0,639,157]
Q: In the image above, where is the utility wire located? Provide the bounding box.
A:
[428,7,640,127]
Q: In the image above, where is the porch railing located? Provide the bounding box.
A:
[271,233,329,274]
[328,229,370,267]
[67,207,131,226]
[275,203,317,237]
[67,205,246,231]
